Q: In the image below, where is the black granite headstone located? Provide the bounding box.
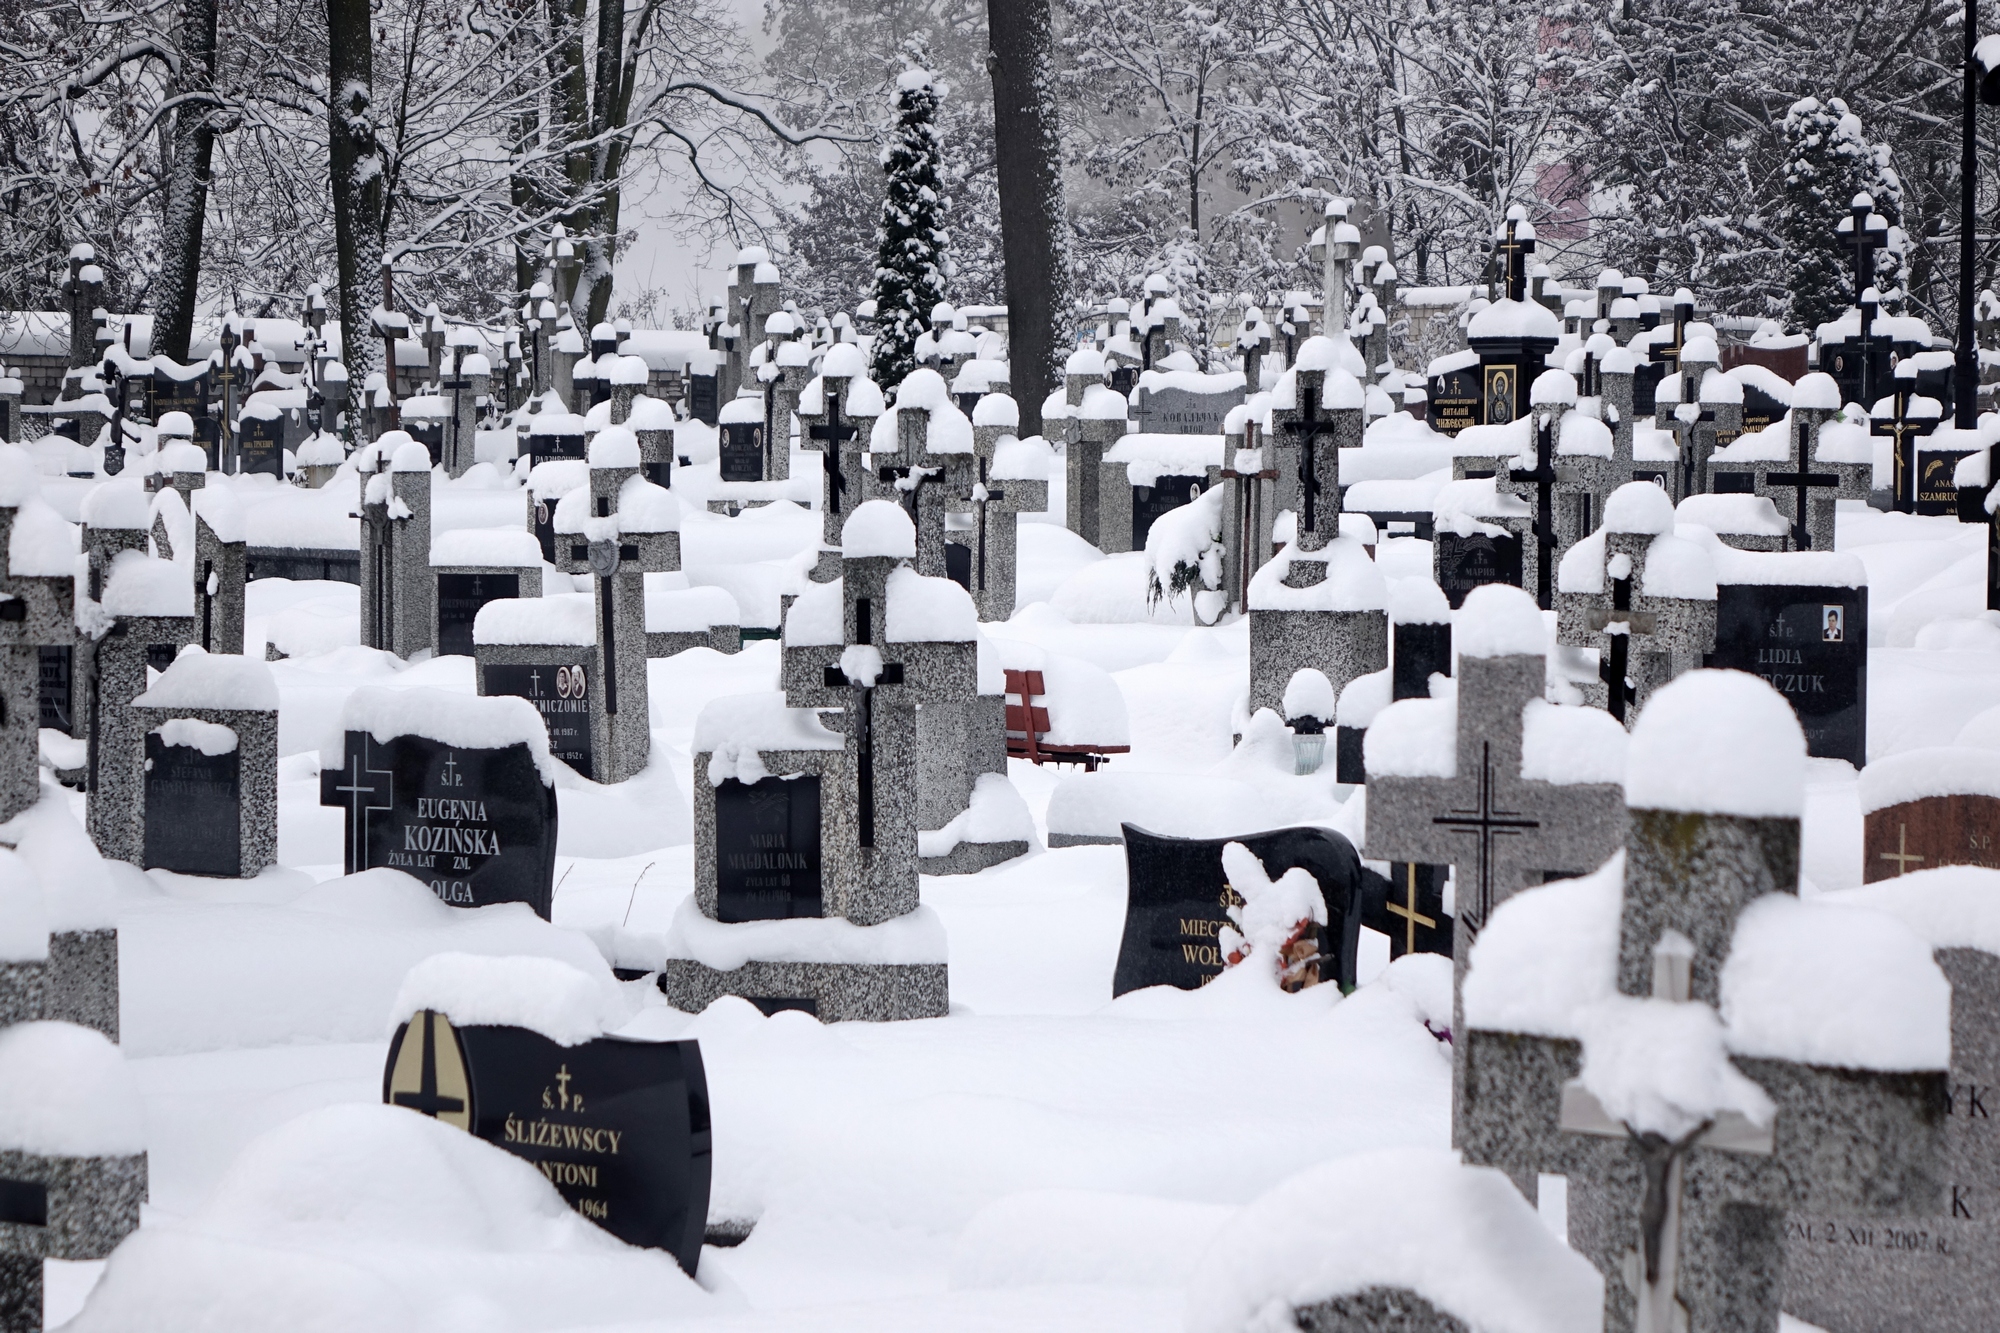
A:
[1427,365,1481,436]
[718,423,763,483]
[1108,365,1137,398]
[1435,530,1523,609]
[1742,383,1786,435]
[1373,862,1453,962]
[1705,583,1868,766]
[320,729,559,916]
[1131,475,1203,549]
[529,432,587,467]
[143,727,241,876]
[484,663,594,779]
[148,366,210,422]
[531,499,559,563]
[147,642,178,672]
[383,1011,710,1276]
[1712,472,1756,495]
[436,572,520,658]
[1918,445,1974,517]
[408,420,445,467]
[1631,361,1667,415]
[245,549,363,584]
[1114,822,1387,996]
[713,774,822,922]
[38,646,72,733]
[236,413,284,478]
[687,374,719,426]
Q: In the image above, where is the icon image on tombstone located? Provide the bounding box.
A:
[1484,367,1514,425]
[1823,605,1843,642]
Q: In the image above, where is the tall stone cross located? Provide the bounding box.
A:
[1509,413,1560,609]
[1365,588,1625,942]
[1761,412,1844,552]
[1275,365,1354,545]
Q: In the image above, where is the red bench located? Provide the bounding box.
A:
[1004,668,1130,771]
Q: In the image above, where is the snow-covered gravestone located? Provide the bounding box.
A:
[1060,350,1130,551]
[660,503,963,1021]
[628,393,675,489]
[1859,747,2000,882]
[184,472,246,657]
[715,395,765,485]
[359,432,435,660]
[1556,482,1717,725]
[1217,401,1277,618]
[525,458,587,568]
[1781,867,2000,1331]
[1365,584,1626,957]
[128,649,276,879]
[80,482,196,868]
[1707,374,1866,553]
[474,597,597,778]
[1247,342,1384,717]
[525,409,589,469]
[1455,671,1950,1333]
[382,955,710,1277]
[1333,576,1452,784]
[868,369,973,582]
[429,529,544,659]
[1132,366,1245,437]
[795,344,883,583]
[0,451,79,817]
[954,393,1047,621]
[0,1021,147,1333]
[317,686,560,916]
[550,426,678,784]
[1701,544,1869,767]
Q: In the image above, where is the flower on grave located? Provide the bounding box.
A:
[1216,841,1326,993]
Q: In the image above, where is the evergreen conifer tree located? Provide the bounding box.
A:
[870,69,951,388]
[1780,97,1907,332]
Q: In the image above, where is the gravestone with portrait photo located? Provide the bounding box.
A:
[1702,552,1869,768]
[480,659,595,779]
[319,686,559,916]
[717,397,765,483]
[1434,528,1524,610]
[384,1006,710,1277]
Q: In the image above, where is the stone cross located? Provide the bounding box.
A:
[957,394,1046,621]
[798,358,879,582]
[1316,200,1360,339]
[359,434,434,659]
[1272,360,1361,546]
[1219,408,1276,618]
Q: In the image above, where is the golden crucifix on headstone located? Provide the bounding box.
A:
[1385,864,1436,956]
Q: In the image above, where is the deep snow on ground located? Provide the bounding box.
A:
[48,494,1996,1331]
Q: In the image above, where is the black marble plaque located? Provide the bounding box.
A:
[714,775,821,922]
[384,1011,710,1275]
[236,414,284,478]
[1712,471,1756,495]
[408,420,445,466]
[719,423,763,483]
[1631,361,1667,415]
[147,643,178,672]
[1824,340,1895,411]
[245,548,362,583]
[687,374,719,426]
[144,728,241,877]
[436,572,520,658]
[1131,475,1203,550]
[1372,862,1453,962]
[529,433,587,466]
[1392,621,1451,701]
[1428,366,1481,436]
[320,729,558,916]
[944,540,972,591]
[1741,383,1787,434]
[1918,447,1974,517]
[1435,530,1523,609]
[1334,725,1366,785]
[1108,365,1137,398]
[1114,822,1386,996]
[484,663,594,779]
[148,367,210,422]
[1705,583,1868,766]
[38,646,72,733]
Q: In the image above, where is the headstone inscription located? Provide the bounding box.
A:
[1427,354,1481,436]
[1132,474,1204,550]
[436,572,520,658]
[713,774,822,921]
[38,647,72,733]
[1434,529,1524,610]
[1134,380,1243,436]
[1113,823,1384,995]
[1859,748,2000,883]
[319,689,558,916]
[384,1009,711,1277]
[141,723,242,877]
[482,663,594,779]
[717,399,764,483]
[234,408,284,478]
[1704,578,1867,767]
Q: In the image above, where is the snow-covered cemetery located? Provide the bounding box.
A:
[13,0,2000,1328]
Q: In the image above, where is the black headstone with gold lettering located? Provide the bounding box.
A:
[320,729,558,916]
[1704,583,1867,767]
[1113,823,1388,996]
[384,1010,711,1276]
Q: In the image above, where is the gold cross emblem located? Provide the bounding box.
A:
[1879,824,1924,877]
[1385,865,1437,955]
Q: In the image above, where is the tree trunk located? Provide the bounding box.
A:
[152,0,221,363]
[328,0,384,382]
[987,0,1071,438]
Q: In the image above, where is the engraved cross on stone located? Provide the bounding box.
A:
[324,734,394,873]
[1278,375,1336,543]
[1763,413,1840,552]
[1508,413,1561,609]
[820,594,905,849]
[808,392,857,517]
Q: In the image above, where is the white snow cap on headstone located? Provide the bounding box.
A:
[1575,995,1775,1140]
[1282,669,1336,723]
[1790,372,1842,412]
[972,393,1018,429]
[1453,584,1545,659]
[1601,480,1676,535]
[821,342,867,379]
[390,952,625,1048]
[0,445,40,508]
[156,411,195,438]
[81,478,152,530]
[1625,669,1805,817]
[1388,576,1451,626]
[135,645,279,711]
[0,1021,145,1155]
[1064,347,1106,376]
[842,499,916,559]
[1529,369,1577,406]
[609,355,649,387]
[588,425,640,469]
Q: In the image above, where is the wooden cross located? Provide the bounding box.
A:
[1384,863,1436,956]
[1508,414,1560,609]
[1431,741,1541,934]
[1766,416,1840,551]
[1879,823,1924,876]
